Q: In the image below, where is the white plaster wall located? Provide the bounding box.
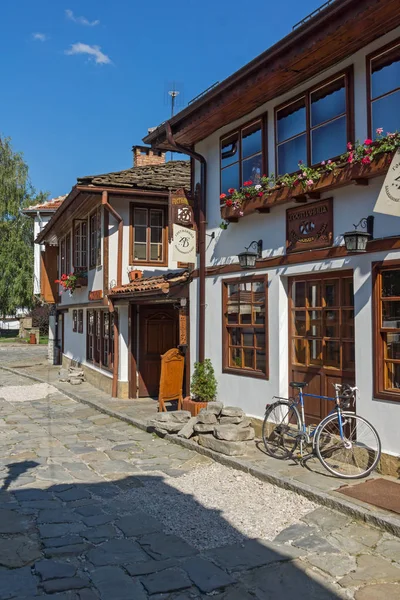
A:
[33,215,51,295]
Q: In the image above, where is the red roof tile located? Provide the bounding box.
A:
[23,195,67,213]
[109,270,190,296]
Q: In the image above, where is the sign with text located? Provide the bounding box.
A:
[88,290,103,301]
[286,198,333,253]
[172,224,197,263]
[374,148,400,216]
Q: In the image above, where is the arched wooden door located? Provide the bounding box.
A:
[138,306,178,397]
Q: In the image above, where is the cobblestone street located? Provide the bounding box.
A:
[0,348,400,599]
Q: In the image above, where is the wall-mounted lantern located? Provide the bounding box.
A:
[238,240,263,269]
[343,216,374,253]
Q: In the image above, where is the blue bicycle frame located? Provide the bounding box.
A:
[295,387,345,442]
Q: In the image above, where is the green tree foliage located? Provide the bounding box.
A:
[191,359,218,403]
[0,136,47,317]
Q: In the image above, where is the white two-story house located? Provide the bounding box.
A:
[36,147,191,399]
[144,0,400,467]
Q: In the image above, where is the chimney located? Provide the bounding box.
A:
[132,145,166,168]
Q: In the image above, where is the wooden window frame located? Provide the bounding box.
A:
[89,208,101,270]
[59,233,71,276]
[222,274,269,379]
[219,114,268,198]
[129,204,168,266]
[373,259,400,402]
[86,309,113,371]
[274,67,354,175]
[366,38,400,139]
[78,309,83,334]
[72,309,77,332]
[73,220,88,270]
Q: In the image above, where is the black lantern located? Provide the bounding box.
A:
[238,240,263,269]
[343,216,374,253]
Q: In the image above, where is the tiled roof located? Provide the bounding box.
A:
[23,195,67,213]
[77,160,190,191]
[109,270,190,296]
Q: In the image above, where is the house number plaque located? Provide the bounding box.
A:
[286,198,333,253]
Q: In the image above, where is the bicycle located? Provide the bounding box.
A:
[262,382,381,478]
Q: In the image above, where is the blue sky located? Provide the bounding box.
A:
[1,0,324,198]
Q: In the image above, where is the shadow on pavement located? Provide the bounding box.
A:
[1,460,40,491]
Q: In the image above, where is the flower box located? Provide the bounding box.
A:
[75,276,88,288]
[182,397,209,417]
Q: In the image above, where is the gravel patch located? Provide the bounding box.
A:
[126,463,317,550]
[0,383,58,403]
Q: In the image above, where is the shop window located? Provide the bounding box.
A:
[72,310,77,332]
[276,71,352,174]
[368,40,400,138]
[86,309,114,370]
[222,276,268,378]
[74,221,87,269]
[89,208,101,269]
[374,262,400,401]
[78,309,83,334]
[130,206,167,265]
[220,118,266,196]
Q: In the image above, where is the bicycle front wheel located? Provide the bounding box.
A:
[315,412,381,478]
[262,401,301,459]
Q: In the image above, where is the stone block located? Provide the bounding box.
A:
[35,559,77,580]
[177,417,197,439]
[219,416,245,425]
[116,512,162,537]
[42,576,88,594]
[152,421,183,434]
[183,556,236,593]
[213,425,255,442]
[0,566,38,599]
[221,407,245,418]
[140,568,192,595]
[196,411,218,425]
[205,401,223,415]
[152,411,191,423]
[194,423,216,434]
[87,539,148,566]
[237,418,253,428]
[138,532,197,560]
[198,434,248,456]
[91,566,147,600]
[204,539,302,572]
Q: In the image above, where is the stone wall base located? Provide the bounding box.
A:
[62,355,129,399]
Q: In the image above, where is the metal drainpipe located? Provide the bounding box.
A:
[164,121,206,363]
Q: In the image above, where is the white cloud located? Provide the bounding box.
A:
[65,43,112,65]
[65,9,100,27]
[32,33,48,42]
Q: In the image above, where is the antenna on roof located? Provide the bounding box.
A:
[164,81,184,160]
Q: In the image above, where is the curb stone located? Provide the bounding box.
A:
[1,364,399,539]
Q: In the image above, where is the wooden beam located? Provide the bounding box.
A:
[112,310,119,398]
[352,178,369,186]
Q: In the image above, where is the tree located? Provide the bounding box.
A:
[0,136,47,317]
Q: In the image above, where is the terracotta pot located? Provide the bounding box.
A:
[128,270,143,282]
[182,396,208,417]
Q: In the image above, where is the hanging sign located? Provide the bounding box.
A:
[374,148,400,216]
[172,224,197,263]
[286,198,333,253]
[88,290,103,301]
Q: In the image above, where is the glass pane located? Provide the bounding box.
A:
[134,244,146,260]
[103,313,109,336]
[309,310,322,337]
[277,134,307,175]
[277,99,306,142]
[242,328,254,347]
[342,309,354,339]
[240,312,252,325]
[254,306,265,325]
[343,342,355,370]
[325,340,340,368]
[255,332,265,348]
[293,281,306,307]
[382,301,400,328]
[309,339,322,365]
[311,79,346,127]
[134,209,147,226]
[371,50,400,99]
[230,347,242,369]
[386,333,400,359]
[307,282,321,308]
[150,211,163,227]
[294,311,306,336]
[150,226,162,243]
[135,226,147,244]
[382,270,400,297]
[385,362,400,390]
[242,123,262,158]
[221,163,240,195]
[293,338,306,365]
[252,280,264,297]
[342,278,354,306]
[242,154,262,185]
[372,91,400,139]
[221,134,239,168]
[243,348,254,369]
[229,328,241,346]
[324,310,339,338]
[311,116,347,164]
[256,350,266,373]
[325,281,338,307]
[150,244,162,261]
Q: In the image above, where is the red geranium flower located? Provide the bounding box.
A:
[362,156,371,164]
[258,191,263,197]
[225,199,233,207]
[220,193,226,199]
[364,138,373,146]
[228,188,235,194]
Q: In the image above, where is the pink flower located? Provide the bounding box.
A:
[306,179,314,186]
[321,161,326,166]
[327,160,332,165]
[302,172,307,177]
[347,142,353,150]
[376,128,384,135]
[257,191,263,197]
[362,156,371,165]
[220,193,226,199]
[239,211,244,217]
[364,138,373,146]
[347,153,354,164]
[388,132,395,138]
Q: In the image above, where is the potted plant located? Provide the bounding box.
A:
[183,359,218,417]
[55,273,78,296]
[127,267,143,282]
[74,268,88,287]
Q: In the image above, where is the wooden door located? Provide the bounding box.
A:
[289,271,355,424]
[139,306,178,397]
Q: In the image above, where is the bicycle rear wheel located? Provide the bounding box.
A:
[315,412,381,478]
[262,401,301,459]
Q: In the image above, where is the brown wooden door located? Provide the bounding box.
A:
[139,306,178,397]
[289,271,355,424]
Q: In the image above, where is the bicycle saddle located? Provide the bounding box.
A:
[290,381,308,389]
